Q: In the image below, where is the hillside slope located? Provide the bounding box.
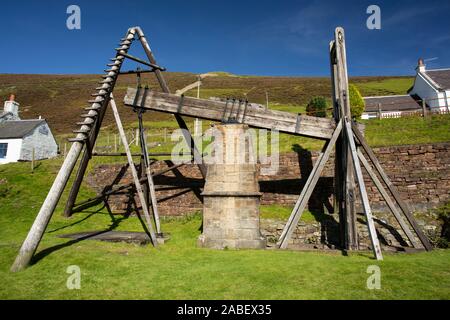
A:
[0,73,413,134]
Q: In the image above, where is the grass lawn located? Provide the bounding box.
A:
[1,161,450,299]
[353,78,414,97]
[362,114,450,147]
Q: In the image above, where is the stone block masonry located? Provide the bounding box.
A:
[198,123,266,249]
[86,142,449,248]
[87,142,450,216]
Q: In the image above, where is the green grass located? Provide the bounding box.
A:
[362,114,450,147]
[260,205,317,222]
[1,161,450,299]
[354,78,414,97]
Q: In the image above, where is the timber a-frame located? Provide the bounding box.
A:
[11,26,206,272]
[11,26,432,272]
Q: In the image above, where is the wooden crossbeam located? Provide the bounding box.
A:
[123,89,336,140]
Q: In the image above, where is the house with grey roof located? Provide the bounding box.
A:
[0,95,58,164]
[362,59,450,119]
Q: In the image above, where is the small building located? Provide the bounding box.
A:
[362,59,450,119]
[409,59,450,112]
[362,95,422,119]
[0,95,58,164]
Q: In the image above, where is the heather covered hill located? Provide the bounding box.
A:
[0,73,413,134]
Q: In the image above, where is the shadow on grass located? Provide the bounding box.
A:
[30,198,152,266]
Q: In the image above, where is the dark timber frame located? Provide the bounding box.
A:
[11,26,432,272]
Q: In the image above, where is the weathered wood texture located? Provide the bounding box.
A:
[357,149,419,248]
[352,123,433,251]
[10,27,138,272]
[345,120,383,260]
[278,120,343,249]
[110,96,158,245]
[124,89,336,140]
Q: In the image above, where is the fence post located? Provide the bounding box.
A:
[31,148,35,173]
[377,103,382,120]
[422,99,427,118]
[114,134,117,152]
[136,128,139,146]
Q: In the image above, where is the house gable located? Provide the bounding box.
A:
[20,121,58,161]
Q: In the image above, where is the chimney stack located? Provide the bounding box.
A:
[416,58,426,73]
[4,94,20,119]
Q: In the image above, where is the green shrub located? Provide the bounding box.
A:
[306,96,328,117]
[348,84,365,119]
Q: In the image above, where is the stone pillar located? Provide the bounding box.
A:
[198,123,266,249]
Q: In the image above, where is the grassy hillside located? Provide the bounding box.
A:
[0,160,449,299]
[3,72,447,155]
[0,73,413,135]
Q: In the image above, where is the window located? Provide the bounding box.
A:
[0,143,7,159]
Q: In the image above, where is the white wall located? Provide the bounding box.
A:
[20,123,58,161]
[410,74,441,109]
[0,139,22,165]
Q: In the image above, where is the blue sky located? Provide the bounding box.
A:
[2,0,450,76]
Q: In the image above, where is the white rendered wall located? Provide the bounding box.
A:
[410,74,441,109]
[0,139,22,164]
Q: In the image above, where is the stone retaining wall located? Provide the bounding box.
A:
[87,142,450,216]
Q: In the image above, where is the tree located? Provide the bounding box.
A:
[306,96,328,118]
[348,84,365,119]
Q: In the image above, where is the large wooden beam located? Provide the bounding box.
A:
[124,89,336,140]
[333,28,358,250]
[344,120,383,260]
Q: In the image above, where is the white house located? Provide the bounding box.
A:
[0,95,58,165]
[362,59,450,119]
[409,59,450,112]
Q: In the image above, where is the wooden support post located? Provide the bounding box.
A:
[352,124,433,251]
[332,27,359,250]
[63,97,110,217]
[136,128,140,146]
[62,27,139,218]
[31,148,35,173]
[344,120,383,260]
[135,26,206,179]
[139,116,162,235]
[11,139,85,272]
[110,96,158,245]
[278,120,343,249]
[357,149,419,248]
[422,99,427,118]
